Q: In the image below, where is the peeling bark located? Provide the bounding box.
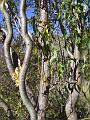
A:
[65,45,81,120]
[37,59,50,120]
[37,0,50,120]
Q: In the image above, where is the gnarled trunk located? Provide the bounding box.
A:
[65,90,79,120]
[65,45,81,120]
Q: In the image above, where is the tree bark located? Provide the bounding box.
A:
[0,1,14,77]
[65,90,78,120]
[19,0,37,120]
[37,0,50,120]
[37,58,50,120]
[65,45,81,120]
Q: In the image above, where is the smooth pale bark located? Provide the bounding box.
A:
[37,0,50,120]
[0,1,14,77]
[0,3,36,109]
[19,0,37,120]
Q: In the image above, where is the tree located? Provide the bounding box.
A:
[0,0,90,120]
[48,0,90,120]
[0,0,50,120]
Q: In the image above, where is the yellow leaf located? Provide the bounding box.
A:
[12,67,20,87]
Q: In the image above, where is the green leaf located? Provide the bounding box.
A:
[11,0,14,8]
[86,0,89,5]
[52,2,56,9]
[57,10,61,20]
[83,4,87,13]
[57,62,64,79]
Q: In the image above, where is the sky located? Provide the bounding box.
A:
[0,1,34,34]
[0,11,3,23]
[0,0,90,35]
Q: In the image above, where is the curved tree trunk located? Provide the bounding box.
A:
[65,45,81,120]
[0,0,14,77]
[65,90,79,120]
[19,0,37,120]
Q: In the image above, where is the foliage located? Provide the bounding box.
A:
[0,0,90,119]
